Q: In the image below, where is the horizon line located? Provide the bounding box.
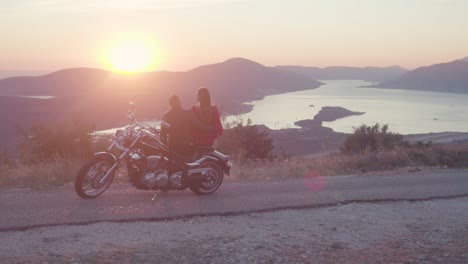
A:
[1,55,468,77]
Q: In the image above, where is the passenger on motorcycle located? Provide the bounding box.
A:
[190,87,224,155]
[161,95,213,159]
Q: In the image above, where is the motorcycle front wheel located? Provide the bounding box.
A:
[75,157,115,199]
[190,162,224,195]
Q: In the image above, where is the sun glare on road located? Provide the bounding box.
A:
[102,39,159,74]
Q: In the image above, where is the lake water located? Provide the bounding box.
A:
[95,121,161,135]
[0,95,56,99]
[225,80,468,134]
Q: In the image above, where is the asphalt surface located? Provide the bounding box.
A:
[1,168,468,231]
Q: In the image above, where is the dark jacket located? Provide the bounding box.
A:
[162,107,215,156]
[162,107,192,156]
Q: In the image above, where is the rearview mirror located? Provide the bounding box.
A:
[127,110,136,122]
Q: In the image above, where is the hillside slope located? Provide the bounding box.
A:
[276,65,407,83]
[0,58,322,152]
[370,59,468,93]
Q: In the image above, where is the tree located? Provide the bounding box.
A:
[19,119,95,162]
[341,123,404,154]
[216,119,274,160]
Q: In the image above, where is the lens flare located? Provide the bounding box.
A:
[304,170,327,192]
[102,37,160,73]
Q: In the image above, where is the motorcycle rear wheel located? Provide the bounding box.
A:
[75,157,115,199]
[190,162,224,195]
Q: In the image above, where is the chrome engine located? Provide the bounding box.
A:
[169,172,183,188]
[141,169,169,189]
[155,170,169,187]
[130,153,164,189]
[132,153,184,190]
[141,171,158,188]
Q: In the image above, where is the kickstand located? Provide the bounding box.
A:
[152,190,161,202]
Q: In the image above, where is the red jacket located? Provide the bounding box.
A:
[191,106,223,146]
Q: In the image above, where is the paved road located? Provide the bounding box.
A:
[3,198,468,263]
[1,168,468,231]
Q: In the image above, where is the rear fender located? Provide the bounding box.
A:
[203,155,231,176]
[202,155,232,176]
[204,151,231,175]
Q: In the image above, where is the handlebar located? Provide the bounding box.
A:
[125,102,162,137]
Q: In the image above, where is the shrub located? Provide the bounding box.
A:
[19,119,95,162]
[0,150,13,168]
[341,123,404,154]
[216,119,274,160]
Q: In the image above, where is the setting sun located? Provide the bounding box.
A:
[103,40,159,73]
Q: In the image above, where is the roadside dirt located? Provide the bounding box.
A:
[1,197,467,263]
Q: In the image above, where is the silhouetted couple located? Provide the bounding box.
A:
[161,88,223,160]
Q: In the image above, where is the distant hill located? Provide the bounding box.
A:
[0,68,111,96]
[0,70,47,79]
[370,59,468,93]
[276,65,408,83]
[0,58,322,152]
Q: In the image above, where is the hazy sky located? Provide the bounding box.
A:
[1,0,467,72]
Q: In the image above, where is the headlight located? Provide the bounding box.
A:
[115,129,127,145]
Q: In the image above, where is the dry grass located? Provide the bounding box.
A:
[0,157,83,189]
[0,157,128,189]
[1,144,468,188]
[230,158,309,181]
[230,144,468,181]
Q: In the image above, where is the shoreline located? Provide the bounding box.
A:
[225,80,468,136]
[92,103,468,157]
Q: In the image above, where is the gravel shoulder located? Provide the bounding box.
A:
[1,197,468,264]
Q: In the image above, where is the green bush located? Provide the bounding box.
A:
[216,119,274,160]
[341,123,404,154]
[19,120,95,162]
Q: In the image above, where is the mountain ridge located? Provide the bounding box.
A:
[275,65,408,82]
[0,57,323,152]
[370,59,468,93]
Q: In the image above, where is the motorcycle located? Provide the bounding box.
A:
[74,102,232,199]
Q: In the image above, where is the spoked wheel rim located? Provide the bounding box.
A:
[198,162,223,194]
[82,161,113,196]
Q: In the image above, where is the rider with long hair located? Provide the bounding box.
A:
[190,87,223,148]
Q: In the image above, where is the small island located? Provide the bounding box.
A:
[262,106,364,156]
[294,106,365,129]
